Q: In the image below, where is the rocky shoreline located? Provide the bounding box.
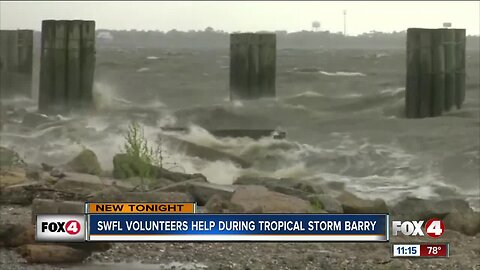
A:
[1,142,479,269]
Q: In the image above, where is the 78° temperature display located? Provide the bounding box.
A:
[392,243,449,258]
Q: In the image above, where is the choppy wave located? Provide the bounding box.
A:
[1,82,478,209]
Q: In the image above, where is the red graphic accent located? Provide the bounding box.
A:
[425,219,445,238]
[65,220,81,235]
[420,244,448,257]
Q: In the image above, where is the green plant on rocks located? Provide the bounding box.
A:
[120,122,165,191]
[309,198,325,213]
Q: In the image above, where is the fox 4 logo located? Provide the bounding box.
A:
[41,220,81,235]
[392,218,445,238]
[36,214,85,242]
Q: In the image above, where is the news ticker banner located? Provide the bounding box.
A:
[391,243,449,258]
[36,202,389,242]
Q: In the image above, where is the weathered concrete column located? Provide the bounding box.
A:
[39,20,56,111]
[443,29,456,112]
[454,29,466,109]
[229,33,276,100]
[80,21,96,108]
[431,30,445,117]
[66,20,82,107]
[0,30,33,98]
[38,20,96,113]
[405,28,466,118]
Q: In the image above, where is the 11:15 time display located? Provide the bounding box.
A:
[396,246,418,255]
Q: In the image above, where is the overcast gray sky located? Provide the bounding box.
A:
[1,1,479,35]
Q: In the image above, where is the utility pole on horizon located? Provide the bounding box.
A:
[343,9,347,36]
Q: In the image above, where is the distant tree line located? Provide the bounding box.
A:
[32,28,479,50]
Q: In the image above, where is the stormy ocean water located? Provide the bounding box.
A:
[1,48,479,211]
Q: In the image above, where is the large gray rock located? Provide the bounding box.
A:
[0,182,45,205]
[120,191,195,203]
[86,187,194,203]
[65,149,102,176]
[0,223,35,247]
[230,185,312,213]
[189,182,237,205]
[32,199,84,224]
[392,197,472,220]
[0,167,27,187]
[52,172,134,196]
[154,178,207,193]
[443,211,480,236]
[336,191,388,214]
[205,194,244,213]
[234,176,324,200]
[86,186,125,202]
[155,179,235,205]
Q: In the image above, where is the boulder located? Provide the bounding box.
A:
[205,194,244,213]
[230,185,312,213]
[25,164,42,181]
[336,191,388,214]
[145,178,175,190]
[308,194,344,214]
[0,167,27,187]
[86,186,126,202]
[205,194,224,213]
[0,223,35,247]
[16,244,90,264]
[155,179,233,205]
[65,149,102,176]
[121,191,195,203]
[0,182,45,205]
[52,172,134,196]
[0,146,24,167]
[188,182,237,205]
[86,188,194,203]
[32,199,84,224]
[154,178,208,193]
[443,211,480,236]
[392,197,472,220]
[234,176,323,199]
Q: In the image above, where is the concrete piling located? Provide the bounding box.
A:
[66,20,82,107]
[80,21,96,108]
[454,29,466,109]
[230,33,276,100]
[405,28,466,118]
[418,30,433,118]
[39,20,56,111]
[431,30,445,117]
[0,30,34,98]
[443,29,456,112]
[38,20,96,113]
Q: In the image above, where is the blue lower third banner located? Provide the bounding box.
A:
[87,214,389,242]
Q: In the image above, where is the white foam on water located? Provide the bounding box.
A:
[380,87,405,96]
[319,71,366,77]
[293,91,324,97]
[137,67,150,72]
